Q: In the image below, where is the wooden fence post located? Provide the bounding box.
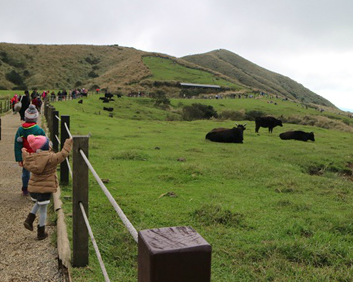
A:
[0,117,2,141]
[138,226,212,282]
[52,110,59,152]
[44,101,49,120]
[48,106,54,139]
[72,136,89,267]
[60,115,70,185]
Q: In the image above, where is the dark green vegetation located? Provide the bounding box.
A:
[53,95,353,281]
[0,43,334,109]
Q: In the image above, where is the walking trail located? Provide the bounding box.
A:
[0,111,62,282]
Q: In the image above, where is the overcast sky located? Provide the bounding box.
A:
[1,0,352,111]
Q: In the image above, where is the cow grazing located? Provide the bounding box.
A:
[279,131,315,142]
[255,116,283,133]
[103,107,114,112]
[206,124,246,143]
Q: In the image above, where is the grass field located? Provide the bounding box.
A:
[43,95,353,281]
[142,56,244,90]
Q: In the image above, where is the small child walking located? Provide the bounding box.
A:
[14,104,46,196]
[22,135,72,240]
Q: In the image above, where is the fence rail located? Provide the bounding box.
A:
[0,99,11,114]
[45,99,212,282]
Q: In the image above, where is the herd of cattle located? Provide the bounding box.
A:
[206,116,315,143]
[90,95,314,143]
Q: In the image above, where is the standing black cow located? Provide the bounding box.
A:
[255,116,283,133]
[279,131,315,142]
[206,124,246,143]
[105,92,114,99]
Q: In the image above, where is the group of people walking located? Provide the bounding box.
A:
[12,90,72,240]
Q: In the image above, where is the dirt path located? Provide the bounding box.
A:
[0,112,63,282]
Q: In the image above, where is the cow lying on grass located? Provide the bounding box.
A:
[279,131,315,142]
[103,107,114,112]
[206,124,246,143]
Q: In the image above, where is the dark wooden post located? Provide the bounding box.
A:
[44,101,49,120]
[47,106,52,137]
[60,115,70,185]
[138,226,212,282]
[52,110,59,152]
[72,136,89,267]
[0,117,2,141]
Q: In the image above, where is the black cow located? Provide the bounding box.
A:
[210,123,246,133]
[103,107,114,112]
[99,97,109,102]
[279,131,315,142]
[255,116,283,133]
[105,93,114,99]
[206,124,246,143]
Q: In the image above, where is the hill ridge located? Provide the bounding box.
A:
[0,43,334,108]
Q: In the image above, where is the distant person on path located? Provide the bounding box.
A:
[10,94,18,112]
[18,90,31,121]
[14,105,46,196]
[22,135,72,240]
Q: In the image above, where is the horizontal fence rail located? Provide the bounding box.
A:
[79,149,139,242]
[79,202,110,282]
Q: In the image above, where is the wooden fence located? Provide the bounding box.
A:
[0,99,11,114]
[44,100,212,282]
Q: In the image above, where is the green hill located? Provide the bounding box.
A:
[182,49,335,107]
[0,43,335,109]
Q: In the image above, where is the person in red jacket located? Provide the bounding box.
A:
[10,94,18,112]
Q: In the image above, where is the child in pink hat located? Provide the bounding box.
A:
[22,135,72,240]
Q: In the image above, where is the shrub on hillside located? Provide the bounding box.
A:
[5,70,25,86]
[85,56,100,65]
[245,110,265,121]
[0,52,25,68]
[150,90,171,108]
[182,103,218,121]
[23,70,30,77]
[282,115,353,133]
[88,71,99,78]
[219,109,245,121]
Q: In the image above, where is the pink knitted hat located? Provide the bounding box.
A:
[27,135,49,152]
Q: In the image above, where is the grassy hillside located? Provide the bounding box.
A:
[0,43,337,110]
[51,95,353,281]
[142,56,244,89]
[0,43,150,92]
[182,49,335,108]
